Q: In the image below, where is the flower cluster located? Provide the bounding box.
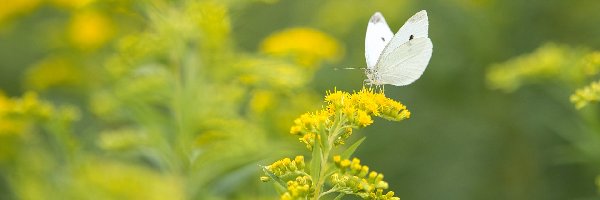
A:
[290,88,410,149]
[263,88,410,199]
[69,10,114,50]
[486,43,600,92]
[486,43,568,91]
[0,91,79,135]
[261,156,314,199]
[581,52,600,76]
[262,156,307,179]
[330,156,399,200]
[280,175,314,200]
[570,80,600,109]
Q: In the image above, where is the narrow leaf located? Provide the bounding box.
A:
[333,193,345,200]
[340,137,366,159]
[260,165,286,188]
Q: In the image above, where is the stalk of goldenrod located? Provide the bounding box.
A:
[262,88,409,200]
[313,115,343,199]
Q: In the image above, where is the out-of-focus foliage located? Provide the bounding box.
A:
[0,0,342,199]
[1,0,600,199]
[487,43,599,92]
[487,43,600,194]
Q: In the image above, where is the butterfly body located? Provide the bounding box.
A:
[364,11,433,86]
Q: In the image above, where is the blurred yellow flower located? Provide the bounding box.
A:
[0,91,80,135]
[487,43,598,92]
[0,92,25,135]
[72,159,184,200]
[0,91,11,114]
[25,56,84,91]
[0,0,41,24]
[486,43,565,91]
[13,92,53,119]
[260,27,342,68]
[235,57,308,89]
[582,51,600,76]
[69,10,114,50]
[191,1,231,49]
[250,90,275,114]
[48,0,94,9]
[570,80,600,109]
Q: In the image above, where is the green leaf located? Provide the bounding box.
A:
[340,137,366,160]
[260,165,286,189]
[274,182,287,194]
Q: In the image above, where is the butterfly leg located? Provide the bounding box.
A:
[363,79,372,89]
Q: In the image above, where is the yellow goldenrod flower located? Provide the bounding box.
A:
[260,27,342,68]
[69,10,114,50]
[266,88,409,199]
[264,156,307,178]
[284,175,313,199]
[571,80,600,109]
[356,110,373,127]
[262,156,314,199]
[330,156,399,200]
[290,88,409,149]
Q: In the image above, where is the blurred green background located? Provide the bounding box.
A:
[1,0,600,199]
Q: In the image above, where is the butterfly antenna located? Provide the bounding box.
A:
[333,67,366,70]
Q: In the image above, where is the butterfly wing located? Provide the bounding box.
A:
[365,12,394,70]
[379,10,429,60]
[376,37,433,86]
[373,10,431,86]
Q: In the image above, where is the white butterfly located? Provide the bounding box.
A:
[365,10,433,86]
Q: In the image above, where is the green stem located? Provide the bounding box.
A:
[318,186,339,198]
[313,114,346,200]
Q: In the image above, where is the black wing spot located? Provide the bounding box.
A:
[409,35,414,40]
[381,37,385,42]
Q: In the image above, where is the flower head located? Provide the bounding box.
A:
[0,91,79,135]
[261,156,314,199]
[69,10,114,50]
[330,156,399,200]
[571,80,600,109]
[290,88,410,149]
[260,27,342,68]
